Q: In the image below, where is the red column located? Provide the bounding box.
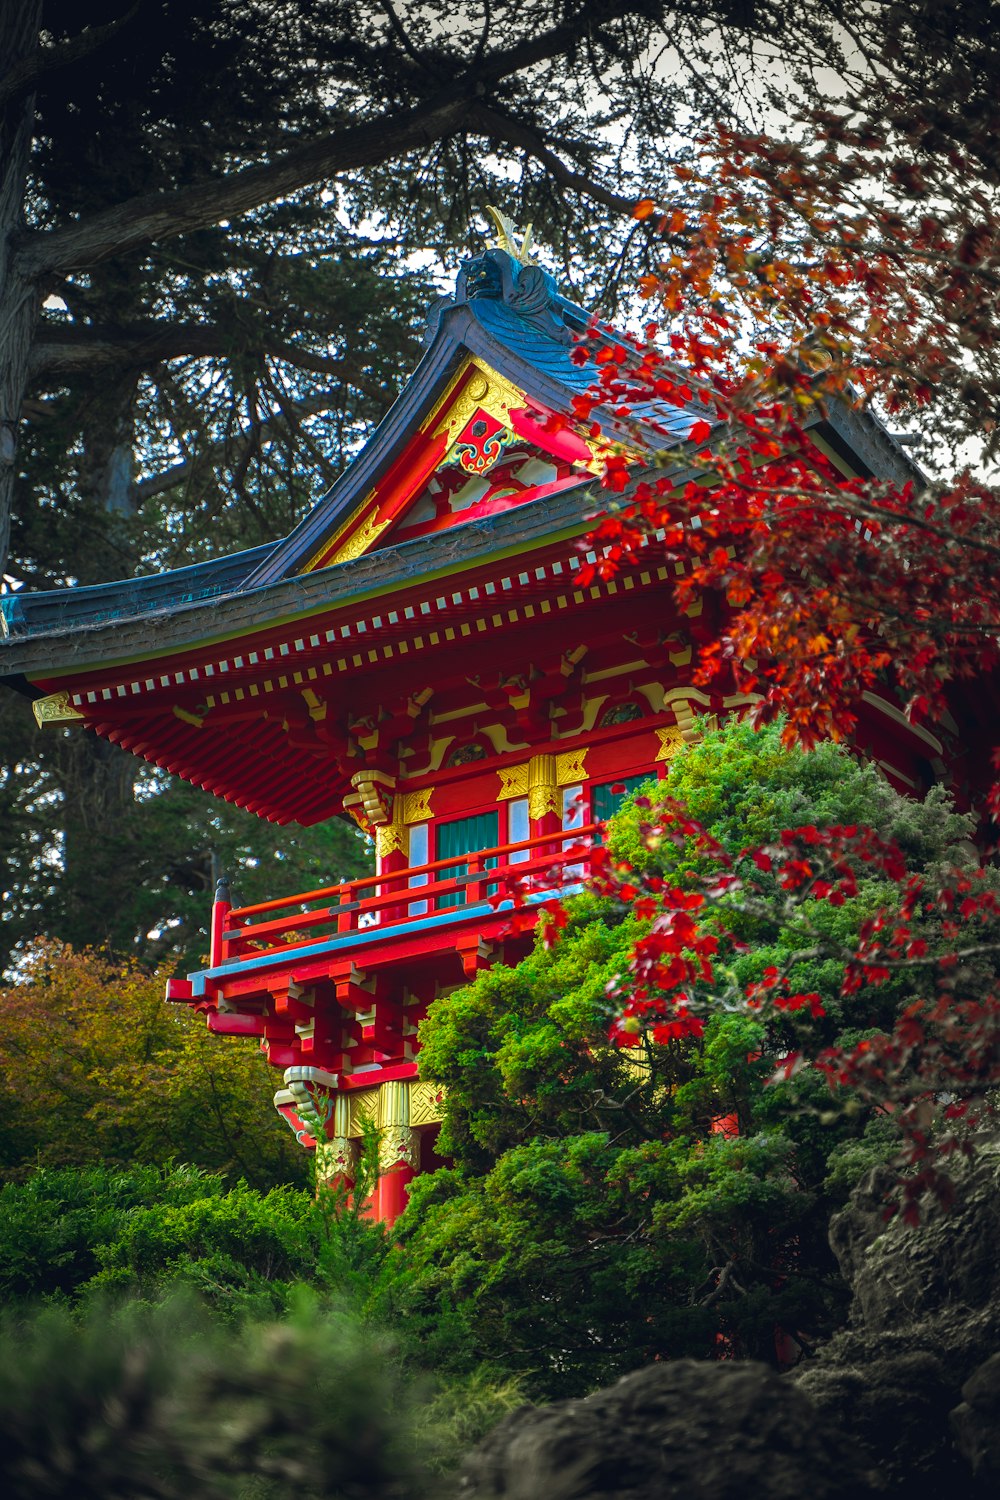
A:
[377,1080,420,1226]
[378,1162,416,1226]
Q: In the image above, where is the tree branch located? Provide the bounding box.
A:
[133,395,345,503]
[14,1,656,281]
[472,102,640,216]
[29,321,368,379]
[14,88,472,279]
[0,3,140,112]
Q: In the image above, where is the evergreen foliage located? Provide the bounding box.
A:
[0,944,307,1186]
[0,1290,518,1499]
[393,721,980,1396]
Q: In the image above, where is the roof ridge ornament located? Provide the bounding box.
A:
[433,209,571,346]
[485,206,537,266]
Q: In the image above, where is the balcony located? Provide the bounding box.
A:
[166,824,598,1029]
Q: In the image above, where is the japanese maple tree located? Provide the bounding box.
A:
[570,9,1000,1217]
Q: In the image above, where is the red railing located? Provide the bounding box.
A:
[210,824,599,967]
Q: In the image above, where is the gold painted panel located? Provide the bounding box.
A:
[656,727,685,762]
[497,762,530,800]
[401,788,434,824]
[346,1087,380,1136]
[555,749,588,785]
[410,1080,446,1127]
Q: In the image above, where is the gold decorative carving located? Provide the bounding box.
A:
[528,753,555,783]
[380,1078,409,1128]
[529,783,561,819]
[375,820,406,859]
[485,206,537,265]
[32,691,84,726]
[401,788,434,824]
[349,768,396,826]
[410,1080,446,1127]
[526,753,559,819]
[315,1137,359,1183]
[555,749,588,785]
[497,762,530,800]
[431,359,526,450]
[663,688,713,744]
[299,488,376,573]
[347,1087,379,1136]
[656,727,685,762]
[379,1125,420,1174]
[328,509,392,565]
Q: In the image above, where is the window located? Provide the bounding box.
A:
[508,797,530,862]
[562,784,586,881]
[591,775,649,825]
[436,810,500,909]
[407,822,429,916]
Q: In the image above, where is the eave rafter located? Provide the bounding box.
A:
[29,528,688,822]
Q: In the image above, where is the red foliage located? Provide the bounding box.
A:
[571,57,1000,1216]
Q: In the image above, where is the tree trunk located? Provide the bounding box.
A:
[0,0,42,581]
[57,368,142,944]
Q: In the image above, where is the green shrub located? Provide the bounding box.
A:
[0,1291,494,1499]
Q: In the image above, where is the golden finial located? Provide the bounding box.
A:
[485,205,537,266]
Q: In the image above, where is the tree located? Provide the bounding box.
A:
[392,721,979,1395]
[0,732,373,977]
[1,0,863,968]
[558,3,1000,1211]
[0,942,307,1186]
[0,0,865,579]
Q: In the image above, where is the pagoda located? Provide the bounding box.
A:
[0,216,936,1221]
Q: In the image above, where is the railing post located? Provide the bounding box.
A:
[210,874,232,966]
[466,854,483,906]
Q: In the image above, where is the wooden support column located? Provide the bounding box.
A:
[375,801,409,924]
[377,1078,419,1226]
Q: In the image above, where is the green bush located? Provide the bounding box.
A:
[0,1291,516,1499]
[0,1164,393,1322]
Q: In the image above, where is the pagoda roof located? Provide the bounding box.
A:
[0,242,924,823]
[1,244,918,647]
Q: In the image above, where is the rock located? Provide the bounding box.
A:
[456,1360,874,1500]
[796,1136,1000,1494]
[797,1349,956,1495]
[949,1352,1000,1488]
[831,1143,1000,1336]
[457,1140,1000,1498]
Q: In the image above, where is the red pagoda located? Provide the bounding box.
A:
[0,217,936,1221]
